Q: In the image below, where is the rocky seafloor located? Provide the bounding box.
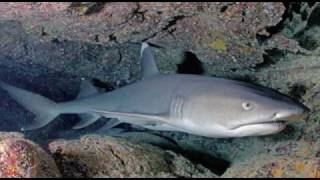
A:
[0,2,319,178]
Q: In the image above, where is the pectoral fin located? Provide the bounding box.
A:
[141,123,182,132]
[92,109,169,125]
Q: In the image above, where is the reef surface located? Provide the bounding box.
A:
[0,2,319,177]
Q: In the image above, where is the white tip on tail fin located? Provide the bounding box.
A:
[0,81,60,131]
[140,42,159,79]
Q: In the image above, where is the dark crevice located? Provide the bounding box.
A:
[108,146,126,166]
[94,35,99,42]
[142,34,156,42]
[220,5,228,13]
[295,3,320,49]
[230,68,237,72]
[289,83,307,101]
[117,49,122,64]
[91,78,115,92]
[308,2,316,7]
[181,150,231,176]
[256,2,294,46]
[162,15,186,31]
[177,51,204,75]
[254,53,276,70]
[130,3,147,23]
[286,2,303,21]
[69,2,107,16]
[84,2,107,15]
[256,34,270,45]
[141,14,191,42]
[52,152,89,178]
[305,4,320,27]
[140,132,230,176]
[260,2,293,39]
[301,8,309,21]
[252,49,285,71]
[51,38,60,44]
[147,132,182,150]
[241,10,246,23]
[41,26,47,36]
[298,32,319,51]
[108,33,118,43]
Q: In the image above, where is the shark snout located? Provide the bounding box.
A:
[289,104,310,121]
[276,103,310,122]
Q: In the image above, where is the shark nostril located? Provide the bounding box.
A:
[271,112,278,121]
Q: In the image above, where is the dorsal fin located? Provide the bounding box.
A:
[77,78,99,99]
[140,42,159,79]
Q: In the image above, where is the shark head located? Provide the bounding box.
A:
[183,79,310,138]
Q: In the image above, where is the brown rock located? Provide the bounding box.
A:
[223,154,320,178]
[48,135,217,178]
[0,134,61,178]
[0,2,286,71]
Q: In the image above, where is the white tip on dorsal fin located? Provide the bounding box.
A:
[77,78,99,99]
[140,42,159,79]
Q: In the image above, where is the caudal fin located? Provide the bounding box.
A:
[0,81,60,131]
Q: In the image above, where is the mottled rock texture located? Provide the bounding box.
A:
[223,155,320,178]
[0,2,319,178]
[0,132,61,178]
[48,135,217,178]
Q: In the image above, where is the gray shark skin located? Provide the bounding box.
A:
[0,43,310,138]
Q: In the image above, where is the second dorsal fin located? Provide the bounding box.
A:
[140,42,159,79]
[77,78,99,99]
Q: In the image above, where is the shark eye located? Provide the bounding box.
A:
[242,102,253,111]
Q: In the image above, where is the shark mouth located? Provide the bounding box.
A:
[233,121,287,131]
[233,112,309,130]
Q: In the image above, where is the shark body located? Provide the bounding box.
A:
[0,43,310,138]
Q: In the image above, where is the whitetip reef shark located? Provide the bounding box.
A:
[0,43,310,138]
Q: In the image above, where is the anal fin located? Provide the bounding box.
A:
[141,123,182,132]
[73,78,102,129]
[73,113,101,129]
[103,118,122,130]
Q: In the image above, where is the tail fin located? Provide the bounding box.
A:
[0,81,60,131]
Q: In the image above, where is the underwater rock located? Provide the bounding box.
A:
[262,33,311,54]
[0,132,25,140]
[0,2,286,72]
[48,135,217,178]
[223,154,320,178]
[298,26,320,51]
[0,134,61,178]
[0,2,320,178]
